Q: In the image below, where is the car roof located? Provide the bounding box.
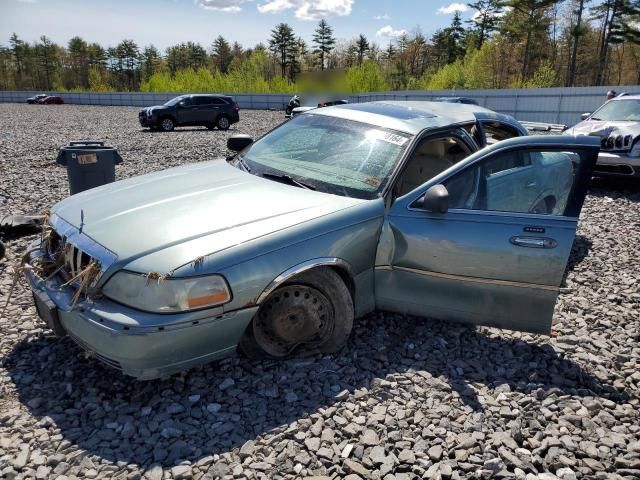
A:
[189,94,231,98]
[311,100,524,135]
[611,94,640,101]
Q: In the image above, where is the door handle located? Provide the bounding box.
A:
[510,236,557,249]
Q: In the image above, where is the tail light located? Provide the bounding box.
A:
[233,103,240,111]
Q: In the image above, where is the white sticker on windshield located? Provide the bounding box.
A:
[381,133,409,146]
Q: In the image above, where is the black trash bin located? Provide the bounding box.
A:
[56,141,123,195]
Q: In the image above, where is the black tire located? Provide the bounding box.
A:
[160,117,175,132]
[216,115,231,130]
[239,267,353,359]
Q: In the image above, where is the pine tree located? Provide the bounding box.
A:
[503,0,560,81]
[67,36,89,88]
[140,45,161,81]
[38,36,56,90]
[355,34,370,66]
[312,19,336,70]
[269,23,298,79]
[9,33,24,82]
[467,0,504,49]
[566,0,589,86]
[212,36,233,73]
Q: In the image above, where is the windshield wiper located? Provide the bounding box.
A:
[261,172,316,190]
[235,156,251,172]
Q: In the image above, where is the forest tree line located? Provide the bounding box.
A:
[1,0,639,94]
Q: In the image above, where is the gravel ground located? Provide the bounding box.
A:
[0,104,639,480]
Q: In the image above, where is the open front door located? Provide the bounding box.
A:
[375,136,599,334]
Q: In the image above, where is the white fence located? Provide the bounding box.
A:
[2,85,639,126]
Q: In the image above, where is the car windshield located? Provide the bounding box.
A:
[591,99,640,121]
[164,95,187,106]
[239,113,412,199]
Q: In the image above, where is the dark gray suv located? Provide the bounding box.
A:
[139,94,240,132]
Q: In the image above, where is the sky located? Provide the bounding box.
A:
[0,0,479,50]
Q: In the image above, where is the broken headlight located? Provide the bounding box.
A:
[103,272,231,313]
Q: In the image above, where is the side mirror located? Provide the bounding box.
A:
[580,112,591,121]
[227,134,253,152]
[419,184,449,213]
[178,100,186,107]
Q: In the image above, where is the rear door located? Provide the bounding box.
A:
[375,136,599,334]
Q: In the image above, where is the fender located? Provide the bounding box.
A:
[255,257,352,305]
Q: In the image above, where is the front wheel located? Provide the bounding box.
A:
[216,115,231,130]
[160,117,175,132]
[240,268,353,359]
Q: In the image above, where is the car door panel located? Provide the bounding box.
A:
[375,211,577,334]
[375,135,599,334]
[176,98,194,124]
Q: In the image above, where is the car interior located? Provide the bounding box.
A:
[395,136,471,197]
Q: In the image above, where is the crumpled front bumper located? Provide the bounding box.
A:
[25,245,257,379]
[594,152,640,177]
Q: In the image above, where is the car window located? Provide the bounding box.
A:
[240,113,412,199]
[193,97,212,106]
[164,96,188,106]
[396,135,470,196]
[444,149,581,215]
[210,97,227,105]
[483,121,520,145]
[591,99,640,121]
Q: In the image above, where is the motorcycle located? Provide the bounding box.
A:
[285,95,301,116]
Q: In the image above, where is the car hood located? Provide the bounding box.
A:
[52,160,364,273]
[566,120,640,151]
[141,105,167,112]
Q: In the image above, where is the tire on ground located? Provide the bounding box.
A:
[239,267,354,359]
[160,117,175,132]
[216,115,231,130]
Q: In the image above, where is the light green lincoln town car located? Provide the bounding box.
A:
[26,101,600,379]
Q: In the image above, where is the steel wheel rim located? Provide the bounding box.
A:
[253,284,334,357]
[218,117,229,129]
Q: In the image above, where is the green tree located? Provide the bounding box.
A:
[66,36,89,88]
[592,0,640,84]
[212,36,233,73]
[355,34,370,66]
[37,36,57,90]
[502,0,560,81]
[566,0,590,86]
[269,23,298,80]
[312,19,335,70]
[9,33,25,84]
[467,0,504,49]
[140,45,161,81]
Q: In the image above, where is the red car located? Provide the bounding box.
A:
[38,96,64,104]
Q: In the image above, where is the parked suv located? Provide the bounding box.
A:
[139,94,240,132]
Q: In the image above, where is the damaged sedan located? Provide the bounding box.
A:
[25,101,599,379]
[564,94,640,178]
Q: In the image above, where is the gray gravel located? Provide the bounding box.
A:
[1,103,639,480]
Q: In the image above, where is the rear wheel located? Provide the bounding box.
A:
[160,117,175,132]
[216,115,231,130]
[240,268,353,359]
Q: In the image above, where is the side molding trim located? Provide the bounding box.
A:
[256,258,353,305]
[375,265,558,291]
